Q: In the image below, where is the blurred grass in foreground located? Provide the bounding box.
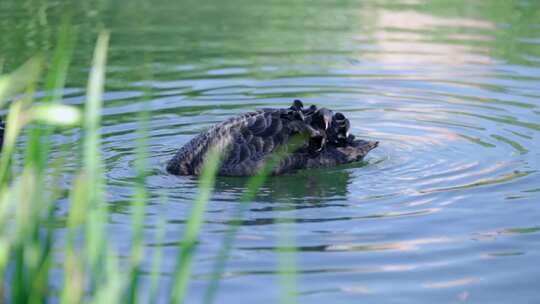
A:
[0,26,298,304]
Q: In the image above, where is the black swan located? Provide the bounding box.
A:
[166,100,378,176]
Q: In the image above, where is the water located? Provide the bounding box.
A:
[2,0,540,302]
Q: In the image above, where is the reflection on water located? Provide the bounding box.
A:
[2,0,540,303]
[213,166,357,202]
[368,9,495,65]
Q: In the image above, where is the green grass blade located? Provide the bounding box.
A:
[0,100,26,186]
[171,148,222,304]
[91,250,123,304]
[3,167,40,303]
[277,218,298,304]
[0,57,42,109]
[83,30,109,185]
[82,30,110,297]
[125,106,150,304]
[203,135,306,304]
[0,56,42,185]
[148,218,166,304]
[43,16,77,104]
[29,104,81,126]
[202,164,272,304]
[0,178,15,273]
[61,172,89,304]
[25,16,77,172]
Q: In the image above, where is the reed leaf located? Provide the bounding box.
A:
[171,147,222,304]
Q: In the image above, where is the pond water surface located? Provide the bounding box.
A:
[1,0,540,303]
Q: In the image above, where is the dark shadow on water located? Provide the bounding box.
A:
[212,162,371,204]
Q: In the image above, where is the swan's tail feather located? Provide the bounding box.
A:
[359,140,379,155]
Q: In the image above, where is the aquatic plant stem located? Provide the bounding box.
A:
[202,166,272,304]
[148,218,166,304]
[277,218,298,304]
[203,135,305,304]
[171,148,222,304]
[126,98,150,304]
[83,30,110,296]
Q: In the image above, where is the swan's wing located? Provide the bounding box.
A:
[166,110,264,175]
[219,110,301,176]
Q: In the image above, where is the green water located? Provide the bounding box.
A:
[1,0,540,302]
